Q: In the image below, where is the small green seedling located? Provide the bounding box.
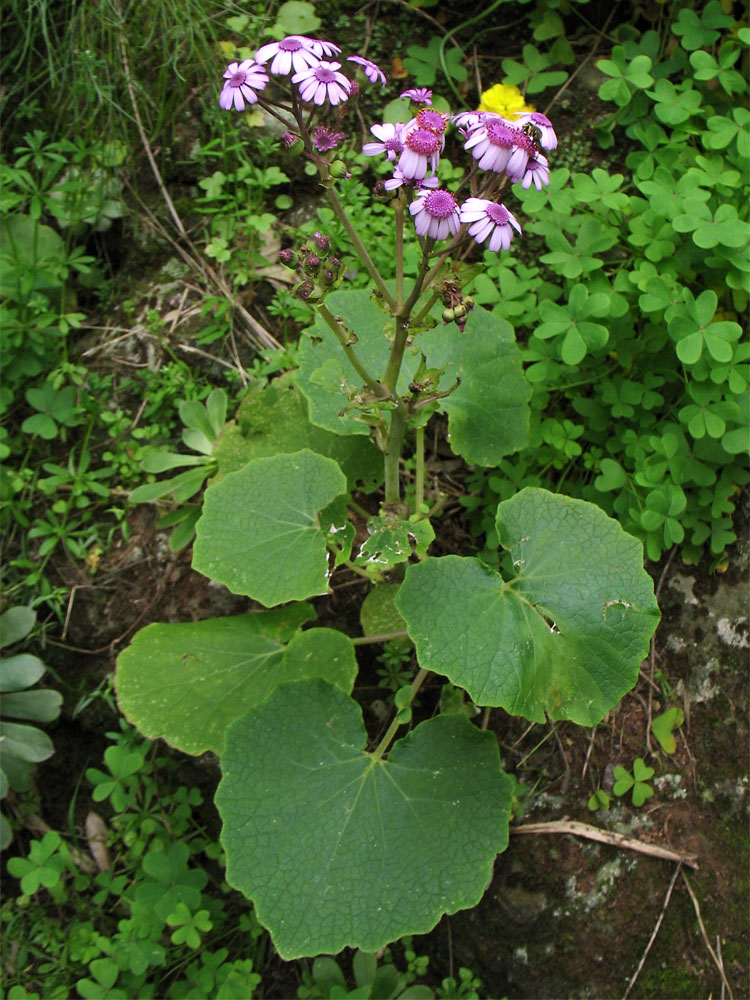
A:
[651,706,685,754]
[587,789,611,812]
[613,757,655,806]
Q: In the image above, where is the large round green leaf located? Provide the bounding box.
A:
[396,489,660,725]
[116,611,358,755]
[217,679,513,958]
[192,450,347,606]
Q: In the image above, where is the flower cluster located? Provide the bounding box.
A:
[364,91,556,250]
[217,37,556,257]
[219,34,387,113]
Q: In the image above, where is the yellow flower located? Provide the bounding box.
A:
[477,83,534,119]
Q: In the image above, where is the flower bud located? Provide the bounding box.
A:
[312,231,330,251]
[294,280,315,300]
[464,297,475,311]
[329,160,348,178]
[442,307,456,324]
[453,303,467,319]
[281,131,305,156]
[303,253,321,272]
[278,248,297,268]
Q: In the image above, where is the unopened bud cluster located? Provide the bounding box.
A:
[441,281,475,332]
[279,233,342,300]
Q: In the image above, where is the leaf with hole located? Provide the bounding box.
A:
[396,489,660,725]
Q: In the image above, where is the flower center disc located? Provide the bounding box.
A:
[485,203,510,225]
[486,121,517,148]
[424,190,457,218]
[416,109,446,133]
[315,66,335,82]
[279,38,303,51]
[406,128,440,154]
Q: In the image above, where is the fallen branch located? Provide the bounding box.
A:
[511,819,699,869]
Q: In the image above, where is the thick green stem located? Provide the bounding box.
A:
[382,238,435,393]
[415,424,425,513]
[384,401,409,505]
[395,202,404,308]
[380,238,437,505]
[372,668,429,761]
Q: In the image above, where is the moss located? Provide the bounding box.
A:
[639,965,700,999]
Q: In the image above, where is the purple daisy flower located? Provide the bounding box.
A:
[401,87,432,105]
[219,59,269,111]
[312,125,346,151]
[465,118,528,174]
[460,198,521,251]
[310,38,342,58]
[409,188,460,240]
[384,168,439,191]
[347,55,386,86]
[255,36,321,76]
[398,127,441,180]
[362,122,405,161]
[451,110,486,137]
[513,111,558,151]
[292,61,352,105]
[518,152,550,190]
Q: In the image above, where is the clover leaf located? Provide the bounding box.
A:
[672,2,732,51]
[646,80,702,125]
[597,49,654,106]
[612,757,655,806]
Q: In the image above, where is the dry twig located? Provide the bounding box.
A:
[681,869,735,999]
[511,819,699,869]
[622,862,682,1000]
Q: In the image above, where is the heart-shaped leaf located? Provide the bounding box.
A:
[612,765,635,797]
[651,706,685,754]
[116,609,359,755]
[217,679,513,958]
[396,489,660,725]
[192,450,347,606]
